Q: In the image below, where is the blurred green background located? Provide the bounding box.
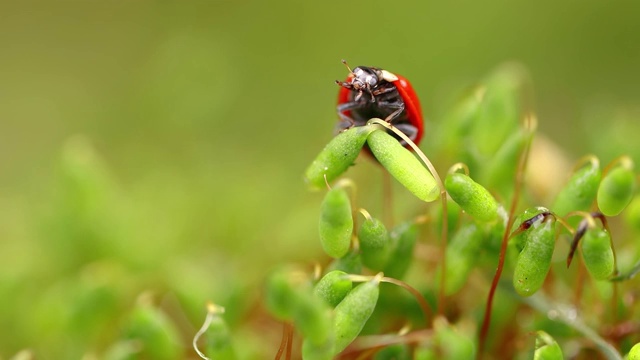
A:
[1,1,639,358]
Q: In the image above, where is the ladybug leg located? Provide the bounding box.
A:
[375,101,405,122]
[336,101,363,129]
[393,123,418,143]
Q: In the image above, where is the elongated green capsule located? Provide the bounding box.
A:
[582,228,614,280]
[319,188,353,258]
[204,313,237,360]
[313,270,352,307]
[383,222,420,279]
[626,195,640,232]
[123,300,181,360]
[513,215,556,297]
[445,172,498,222]
[359,216,391,271]
[534,331,563,360]
[482,126,533,191]
[305,126,375,189]
[471,63,525,156]
[444,224,485,295]
[333,276,381,354]
[367,130,439,202]
[629,342,640,360]
[552,158,601,216]
[432,317,476,359]
[264,267,332,345]
[597,163,636,216]
[302,337,334,360]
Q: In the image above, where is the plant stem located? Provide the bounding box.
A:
[478,114,536,357]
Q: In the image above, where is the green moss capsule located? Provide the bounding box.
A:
[204,313,237,360]
[383,222,420,279]
[305,125,376,189]
[313,270,352,308]
[302,337,334,360]
[367,130,439,202]
[513,215,556,297]
[597,162,636,216]
[333,276,381,354]
[534,331,563,360]
[582,228,614,280]
[122,299,181,360]
[319,188,353,258]
[482,126,533,191]
[552,158,601,216]
[445,172,498,222]
[264,267,332,345]
[444,224,485,295]
[359,216,391,271]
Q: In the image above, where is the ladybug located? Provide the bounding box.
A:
[335,60,423,147]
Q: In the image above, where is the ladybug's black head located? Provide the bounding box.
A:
[336,60,398,102]
[349,66,381,92]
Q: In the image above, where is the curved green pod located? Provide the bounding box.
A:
[445,172,498,222]
[358,216,391,271]
[383,222,420,279]
[552,158,601,216]
[313,270,352,307]
[319,187,353,258]
[332,276,380,354]
[597,163,636,217]
[367,130,439,202]
[581,228,614,280]
[305,125,376,189]
[444,224,485,295]
[513,216,556,297]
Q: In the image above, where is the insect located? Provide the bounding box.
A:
[335,60,423,147]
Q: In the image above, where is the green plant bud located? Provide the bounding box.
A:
[359,217,391,270]
[552,159,601,216]
[445,172,498,222]
[629,342,640,360]
[264,267,333,345]
[305,126,375,189]
[319,188,353,258]
[373,344,411,360]
[333,276,381,354]
[444,224,485,295]
[414,346,437,360]
[367,130,439,202]
[534,331,563,360]
[122,299,181,360]
[625,195,640,232]
[513,215,556,297]
[482,126,533,191]
[292,293,333,346]
[314,270,352,307]
[433,317,476,359]
[581,228,614,280]
[383,222,420,279]
[597,164,636,217]
[471,63,525,156]
[327,250,363,274]
[302,337,334,360]
[204,313,237,360]
[265,267,308,320]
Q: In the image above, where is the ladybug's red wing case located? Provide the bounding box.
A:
[391,75,424,146]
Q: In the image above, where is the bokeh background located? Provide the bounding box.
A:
[1,1,639,358]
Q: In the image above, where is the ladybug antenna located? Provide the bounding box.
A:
[341,59,354,74]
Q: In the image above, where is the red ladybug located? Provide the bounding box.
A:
[336,60,423,147]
